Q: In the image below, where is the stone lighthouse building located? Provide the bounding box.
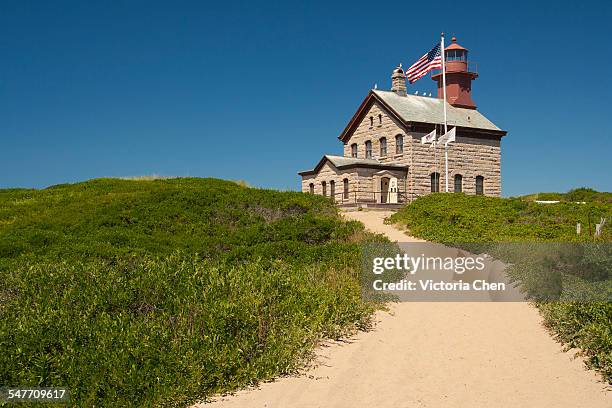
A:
[298,37,507,206]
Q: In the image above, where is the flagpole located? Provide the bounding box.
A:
[441,32,449,192]
[434,128,437,191]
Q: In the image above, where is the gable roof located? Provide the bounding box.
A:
[298,155,407,176]
[339,90,506,142]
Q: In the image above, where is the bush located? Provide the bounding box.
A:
[540,302,612,382]
[1,255,373,407]
[388,192,611,243]
[0,178,383,406]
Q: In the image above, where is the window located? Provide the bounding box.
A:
[430,172,440,193]
[395,134,404,154]
[378,114,382,125]
[446,49,467,62]
[351,143,358,158]
[322,181,327,196]
[330,180,335,199]
[309,183,314,194]
[475,176,484,195]
[343,178,349,199]
[379,137,387,157]
[369,116,373,127]
[454,174,463,193]
[365,141,372,159]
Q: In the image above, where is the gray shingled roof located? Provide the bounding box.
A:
[373,90,501,131]
[298,154,406,175]
[324,155,404,168]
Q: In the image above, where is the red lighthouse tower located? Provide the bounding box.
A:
[431,37,478,109]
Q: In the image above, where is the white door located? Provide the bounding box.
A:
[389,178,398,203]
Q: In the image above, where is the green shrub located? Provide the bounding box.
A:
[0,178,383,407]
[1,255,373,407]
[540,302,612,382]
[389,192,611,243]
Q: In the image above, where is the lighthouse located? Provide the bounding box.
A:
[431,37,478,109]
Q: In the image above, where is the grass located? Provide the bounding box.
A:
[387,192,611,243]
[0,178,385,407]
[388,190,612,383]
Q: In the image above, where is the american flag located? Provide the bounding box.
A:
[406,44,442,84]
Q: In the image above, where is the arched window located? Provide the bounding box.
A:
[395,134,404,154]
[475,176,484,195]
[378,114,382,124]
[365,141,372,159]
[351,143,358,158]
[309,183,314,194]
[330,180,335,199]
[322,181,327,196]
[430,172,440,193]
[379,137,387,157]
[343,178,349,199]
[454,174,463,193]
[369,116,374,127]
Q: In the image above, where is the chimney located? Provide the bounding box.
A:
[431,37,478,109]
[391,64,407,96]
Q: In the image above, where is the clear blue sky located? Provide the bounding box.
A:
[1,0,610,196]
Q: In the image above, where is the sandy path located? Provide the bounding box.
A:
[199,210,611,408]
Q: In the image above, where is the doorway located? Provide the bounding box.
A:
[381,177,390,203]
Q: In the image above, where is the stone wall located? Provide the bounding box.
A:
[342,101,408,164]
[408,133,501,197]
[302,98,503,201]
[301,162,358,204]
[300,161,408,204]
[339,100,502,198]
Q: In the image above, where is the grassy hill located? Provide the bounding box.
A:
[0,178,385,407]
[389,191,612,383]
[521,187,612,204]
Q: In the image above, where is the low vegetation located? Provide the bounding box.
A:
[0,178,384,407]
[522,187,612,204]
[388,192,611,243]
[389,190,612,383]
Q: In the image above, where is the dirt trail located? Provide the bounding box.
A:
[200,210,611,408]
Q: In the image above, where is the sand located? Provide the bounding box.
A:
[197,210,611,408]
